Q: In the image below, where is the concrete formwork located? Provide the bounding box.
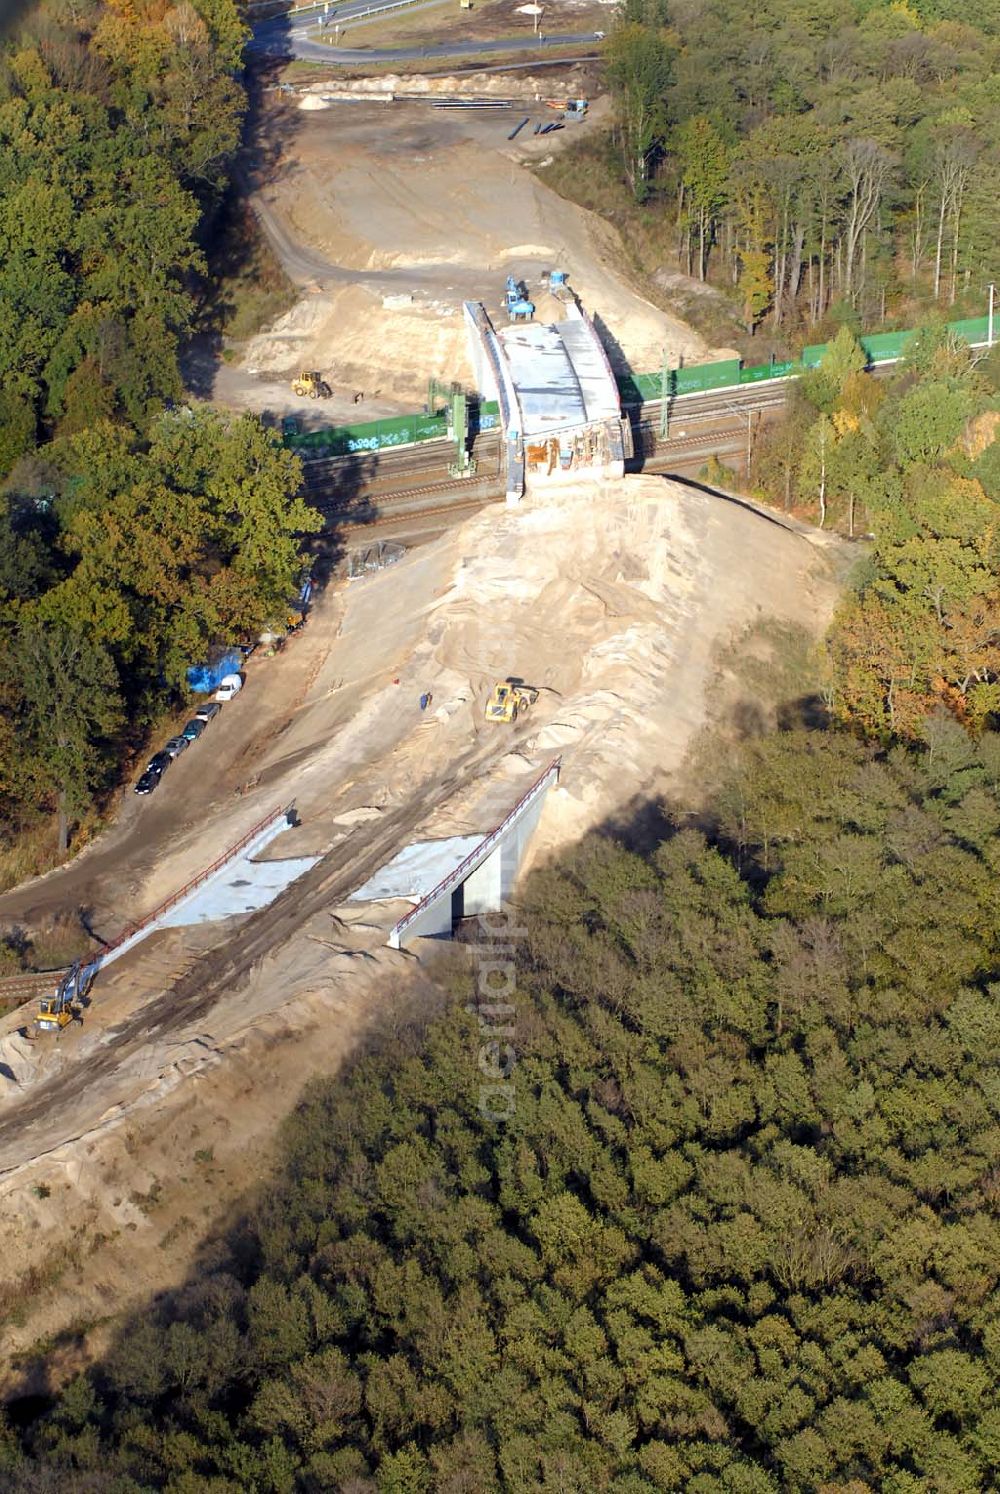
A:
[463,300,524,505]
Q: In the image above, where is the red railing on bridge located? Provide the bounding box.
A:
[94,802,296,964]
[389,759,559,948]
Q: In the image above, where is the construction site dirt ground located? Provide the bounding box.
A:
[0,474,850,1392]
[210,79,727,425]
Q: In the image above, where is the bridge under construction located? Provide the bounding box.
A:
[294,306,995,534]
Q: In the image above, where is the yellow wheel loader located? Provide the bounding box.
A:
[291,371,332,399]
[484,678,539,724]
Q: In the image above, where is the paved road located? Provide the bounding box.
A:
[251,8,603,63]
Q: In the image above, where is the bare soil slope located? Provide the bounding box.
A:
[0,476,845,1389]
[224,93,719,418]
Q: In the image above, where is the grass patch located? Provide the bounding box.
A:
[680,618,831,812]
[0,1243,83,1330]
[28,915,95,971]
[0,909,94,981]
[280,60,339,83]
[722,618,825,713]
[158,1216,195,1251]
[0,818,70,897]
[129,1180,164,1217]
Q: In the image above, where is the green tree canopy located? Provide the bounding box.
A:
[11,729,1000,1486]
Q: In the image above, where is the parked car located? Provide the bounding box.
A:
[195,700,222,723]
[164,736,190,758]
[181,718,206,741]
[134,769,161,796]
[147,750,173,775]
[214,674,243,703]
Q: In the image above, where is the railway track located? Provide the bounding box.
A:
[342,492,504,532]
[295,380,790,532]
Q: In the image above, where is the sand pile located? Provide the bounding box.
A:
[419,475,839,849]
[269,474,842,868]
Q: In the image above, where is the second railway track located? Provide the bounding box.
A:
[296,382,791,533]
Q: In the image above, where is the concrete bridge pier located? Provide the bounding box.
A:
[456,777,549,917]
[387,760,559,949]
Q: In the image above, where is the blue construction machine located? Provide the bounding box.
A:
[504,276,535,322]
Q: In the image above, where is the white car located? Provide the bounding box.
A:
[214,673,244,703]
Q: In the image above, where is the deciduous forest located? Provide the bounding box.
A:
[750,325,1000,736]
[7,723,1000,1490]
[0,0,317,870]
[594,0,1000,335]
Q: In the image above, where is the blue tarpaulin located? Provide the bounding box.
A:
[186,649,242,694]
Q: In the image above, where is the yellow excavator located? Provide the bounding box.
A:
[291,371,332,399]
[35,960,93,1034]
[485,678,539,724]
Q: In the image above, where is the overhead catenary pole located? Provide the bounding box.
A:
[720,396,754,481]
[989,283,996,348]
[448,390,476,477]
[659,347,670,441]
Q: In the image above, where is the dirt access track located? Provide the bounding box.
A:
[213,62,725,425]
[0,475,847,1388]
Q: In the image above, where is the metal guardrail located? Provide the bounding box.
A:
[389,758,560,948]
[247,0,328,14]
[248,0,438,23]
[326,0,434,23]
[99,802,295,959]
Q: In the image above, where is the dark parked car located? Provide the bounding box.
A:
[134,769,160,796]
[181,718,206,741]
[164,736,189,758]
[195,700,222,724]
[147,750,173,775]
